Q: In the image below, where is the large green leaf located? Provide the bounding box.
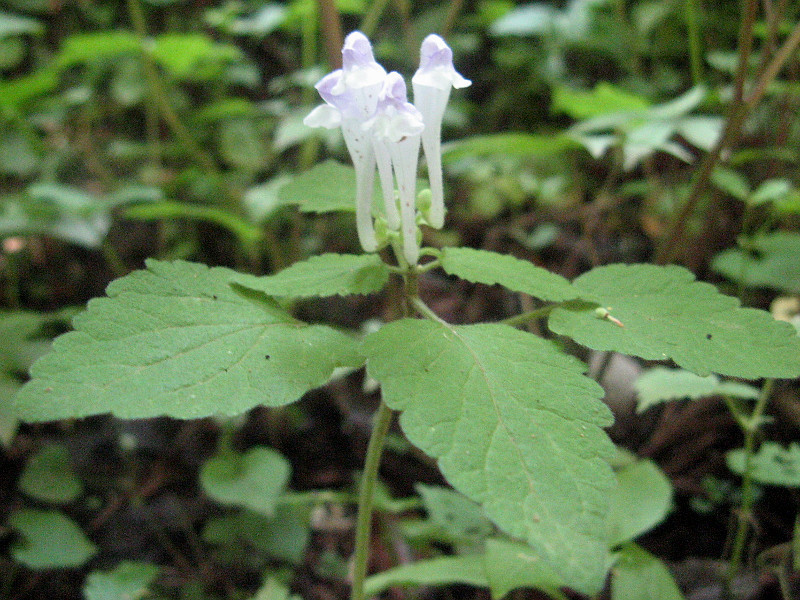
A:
[439,247,578,302]
[235,253,389,297]
[548,264,800,379]
[363,320,615,594]
[15,260,362,421]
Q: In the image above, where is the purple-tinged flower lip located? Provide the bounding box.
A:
[418,35,453,69]
[342,31,377,68]
[315,70,345,105]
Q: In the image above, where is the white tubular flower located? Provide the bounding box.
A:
[303,35,387,253]
[412,34,471,229]
[367,73,424,264]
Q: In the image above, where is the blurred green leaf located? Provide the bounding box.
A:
[482,537,569,599]
[203,505,311,564]
[151,33,241,80]
[200,446,291,516]
[18,443,83,503]
[55,31,139,69]
[10,509,97,569]
[608,459,673,547]
[727,442,800,487]
[364,555,488,597]
[552,83,650,120]
[635,367,759,413]
[612,544,685,600]
[277,160,362,213]
[711,167,750,201]
[442,133,578,164]
[712,232,800,294]
[124,201,263,245]
[83,561,160,600]
[0,11,43,37]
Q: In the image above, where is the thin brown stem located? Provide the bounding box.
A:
[316,0,343,69]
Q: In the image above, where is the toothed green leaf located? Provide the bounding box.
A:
[235,253,389,297]
[549,264,800,379]
[15,260,362,421]
[363,319,615,594]
[440,247,578,302]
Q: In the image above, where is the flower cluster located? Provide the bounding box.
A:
[304,32,470,265]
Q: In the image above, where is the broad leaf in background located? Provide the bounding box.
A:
[548,264,800,379]
[727,442,800,487]
[200,446,291,516]
[277,160,363,213]
[612,544,685,600]
[18,443,83,503]
[634,367,759,413]
[440,247,578,302]
[607,458,672,547]
[482,538,569,599]
[567,86,722,169]
[10,509,97,569]
[441,133,578,163]
[712,232,800,294]
[83,561,161,600]
[15,260,362,421]
[363,320,615,594]
[364,555,488,597]
[236,254,389,297]
[203,505,311,565]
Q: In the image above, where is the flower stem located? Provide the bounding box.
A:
[350,399,394,600]
[725,378,775,589]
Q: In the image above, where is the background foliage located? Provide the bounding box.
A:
[1,0,800,599]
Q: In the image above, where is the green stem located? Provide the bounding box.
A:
[350,400,394,600]
[685,0,703,86]
[726,378,776,588]
[499,305,556,327]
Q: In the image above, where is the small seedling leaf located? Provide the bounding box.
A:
[83,561,161,600]
[200,446,291,516]
[18,443,83,503]
[10,509,97,569]
[727,442,800,487]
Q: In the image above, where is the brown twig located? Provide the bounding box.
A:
[655,3,800,265]
[316,0,343,69]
